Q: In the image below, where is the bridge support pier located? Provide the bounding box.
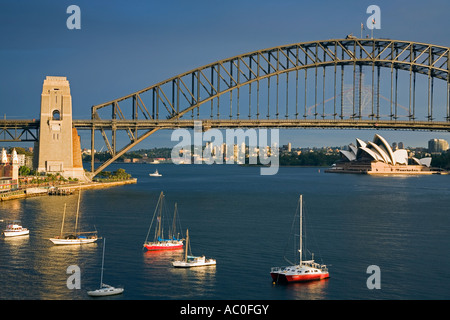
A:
[34,76,89,182]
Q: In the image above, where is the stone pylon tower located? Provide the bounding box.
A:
[35,76,88,181]
[11,148,19,182]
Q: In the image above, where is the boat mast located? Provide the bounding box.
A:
[100,238,106,287]
[144,191,164,244]
[185,229,189,262]
[157,193,164,240]
[299,194,303,265]
[74,188,81,236]
[172,203,177,239]
[60,203,66,238]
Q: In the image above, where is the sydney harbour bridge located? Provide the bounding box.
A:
[1,38,449,177]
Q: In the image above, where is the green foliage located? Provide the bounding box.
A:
[113,168,131,179]
[19,166,31,176]
[96,168,131,180]
[431,152,450,169]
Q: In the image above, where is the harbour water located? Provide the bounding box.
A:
[0,163,449,300]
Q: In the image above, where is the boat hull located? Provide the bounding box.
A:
[87,287,124,297]
[3,230,29,237]
[144,240,183,251]
[271,271,329,283]
[49,237,98,245]
[172,259,216,268]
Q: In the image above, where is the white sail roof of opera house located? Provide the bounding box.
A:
[340,134,431,167]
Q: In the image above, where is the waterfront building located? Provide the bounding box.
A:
[0,148,19,191]
[326,134,437,175]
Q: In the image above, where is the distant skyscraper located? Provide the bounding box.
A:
[392,142,397,150]
[428,139,449,153]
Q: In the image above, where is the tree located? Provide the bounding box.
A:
[112,168,131,180]
[431,152,450,169]
[19,166,31,176]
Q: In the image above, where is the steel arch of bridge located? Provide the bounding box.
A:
[88,38,450,176]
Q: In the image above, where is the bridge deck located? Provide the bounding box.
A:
[70,119,450,131]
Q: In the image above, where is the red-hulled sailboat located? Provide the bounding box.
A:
[143,192,184,251]
[270,195,329,283]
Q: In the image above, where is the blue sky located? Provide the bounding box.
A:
[1,0,449,150]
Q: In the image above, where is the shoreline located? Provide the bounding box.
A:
[324,169,448,175]
[0,178,137,202]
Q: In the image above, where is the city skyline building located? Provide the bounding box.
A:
[428,139,449,154]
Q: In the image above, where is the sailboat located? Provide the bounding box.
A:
[270,195,329,283]
[143,192,184,251]
[87,238,124,297]
[49,189,98,245]
[172,229,216,268]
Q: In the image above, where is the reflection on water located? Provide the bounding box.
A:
[2,234,30,243]
[1,164,449,300]
[0,194,101,300]
[2,235,30,271]
[142,249,217,299]
[142,249,184,273]
[273,279,330,300]
[40,243,98,300]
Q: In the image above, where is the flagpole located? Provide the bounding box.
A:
[371,18,375,39]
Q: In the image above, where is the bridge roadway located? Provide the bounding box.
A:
[71,119,450,131]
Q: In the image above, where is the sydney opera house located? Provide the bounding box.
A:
[326,134,437,175]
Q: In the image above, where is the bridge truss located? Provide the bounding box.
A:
[1,38,449,177]
[86,38,450,176]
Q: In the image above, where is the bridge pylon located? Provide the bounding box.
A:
[34,76,89,181]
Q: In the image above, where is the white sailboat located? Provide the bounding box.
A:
[49,190,98,245]
[88,238,124,297]
[270,195,329,283]
[172,229,216,268]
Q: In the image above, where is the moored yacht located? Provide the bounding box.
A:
[49,190,98,245]
[172,229,216,268]
[270,259,329,283]
[87,238,124,297]
[149,169,162,177]
[270,195,329,283]
[143,192,184,251]
[3,221,29,237]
